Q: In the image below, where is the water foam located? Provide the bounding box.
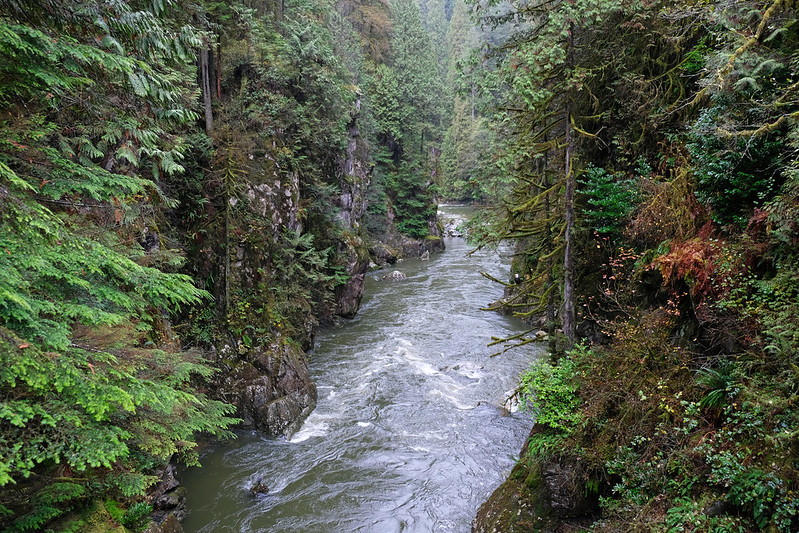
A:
[289,413,331,443]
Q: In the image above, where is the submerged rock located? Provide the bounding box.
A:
[382,270,407,280]
[249,477,269,496]
[443,220,464,237]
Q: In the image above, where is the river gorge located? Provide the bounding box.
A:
[180,206,544,532]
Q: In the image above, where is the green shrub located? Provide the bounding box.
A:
[121,501,153,531]
[578,165,638,236]
[688,103,785,226]
[518,350,583,432]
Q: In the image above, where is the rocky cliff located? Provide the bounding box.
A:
[199,98,375,438]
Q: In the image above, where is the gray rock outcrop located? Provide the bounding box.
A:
[472,426,599,532]
[216,337,317,437]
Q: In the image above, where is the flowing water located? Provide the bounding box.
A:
[181,206,544,533]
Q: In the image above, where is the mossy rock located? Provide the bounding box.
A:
[474,459,556,533]
[54,500,128,533]
[144,514,184,533]
[474,426,601,532]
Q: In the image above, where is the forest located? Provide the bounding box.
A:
[0,0,798,531]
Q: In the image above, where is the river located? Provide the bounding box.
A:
[180,205,544,533]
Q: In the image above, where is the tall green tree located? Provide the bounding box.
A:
[364,0,444,238]
[388,0,444,157]
[423,0,450,80]
[0,0,240,528]
[336,0,393,64]
[439,0,492,201]
[471,0,614,344]
[470,0,697,343]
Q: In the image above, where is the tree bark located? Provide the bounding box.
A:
[200,47,213,133]
[216,43,222,99]
[562,25,576,348]
[544,177,556,337]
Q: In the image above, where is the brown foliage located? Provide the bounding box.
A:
[653,223,766,352]
[577,308,697,455]
[626,162,705,249]
[655,224,723,320]
[337,0,392,63]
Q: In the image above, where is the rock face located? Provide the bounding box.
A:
[333,92,372,319]
[145,464,187,533]
[216,337,317,437]
[336,240,369,318]
[197,91,370,438]
[369,203,445,265]
[472,426,599,532]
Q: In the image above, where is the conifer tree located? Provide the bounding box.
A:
[389,0,444,156]
[470,0,691,344]
[0,0,239,527]
[365,0,444,238]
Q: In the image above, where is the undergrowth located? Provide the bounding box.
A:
[518,250,799,532]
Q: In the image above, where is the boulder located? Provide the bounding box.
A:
[249,476,269,496]
[335,235,370,319]
[148,464,187,525]
[144,514,184,533]
[216,337,317,437]
[382,270,406,280]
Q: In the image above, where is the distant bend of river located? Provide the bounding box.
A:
[181,205,545,533]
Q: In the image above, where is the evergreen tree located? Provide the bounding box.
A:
[364,0,444,238]
[388,0,444,156]
[423,0,450,79]
[439,0,491,201]
[337,0,393,64]
[0,0,239,528]
[469,0,697,343]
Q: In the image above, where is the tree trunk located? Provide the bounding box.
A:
[470,85,475,121]
[200,47,213,133]
[537,137,556,337]
[224,188,231,316]
[216,43,222,99]
[563,106,576,348]
[545,182,556,337]
[562,24,576,348]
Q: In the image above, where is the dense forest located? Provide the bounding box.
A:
[1,0,798,531]
[467,0,799,531]
[0,0,445,529]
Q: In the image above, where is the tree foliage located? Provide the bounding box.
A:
[474,0,799,530]
[360,0,444,238]
[0,0,240,529]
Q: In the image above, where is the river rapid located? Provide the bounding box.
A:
[180,205,544,533]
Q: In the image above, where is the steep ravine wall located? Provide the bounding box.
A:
[208,142,370,438]
[205,102,376,439]
[145,110,374,533]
